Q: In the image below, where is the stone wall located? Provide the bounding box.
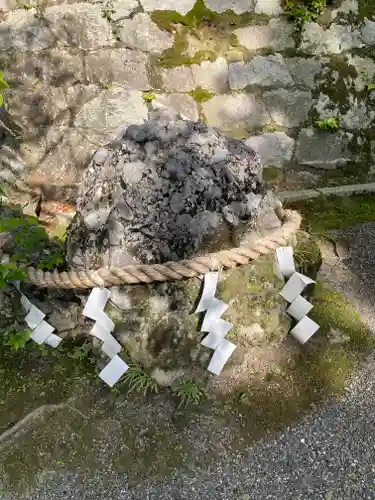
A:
[1,0,375,201]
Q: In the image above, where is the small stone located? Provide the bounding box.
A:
[286,57,324,89]
[191,57,229,94]
[0,9,55,52]
[340,98,375,130]
[160,66,195,92]
[204,0,254,14]
[74,88,148,144]
[300,22,363,55]
[140,0,196,14]
[45,3,115,50]
[152,93,199,121]
[119,13,174,54]
[85,49,150,89]
[295,128,352,169]
[234,18,294,52]
[346,54,375,91]
[254,0,283,14]
[201,93,270,133]
[361,19,375,46]
[84,208,112,230]
[110,0,138,20]
[263,89,313,127]
[245,132,295,167]
[229,55,294,90]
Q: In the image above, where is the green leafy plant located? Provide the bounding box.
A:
[120,363,159,395]
[315,116,340,131]
[0,198,66,288]
[173,379,206,408]
[284,0,326,28]
[101,5,114,21]
[143,92,156,103]
[1,328,31,350]
[0,71,9,108]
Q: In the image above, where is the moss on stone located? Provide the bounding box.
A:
[189,87,215,102]
[358,0,375,21]
[151,0,268,32]
[311,281,371,349]
[263,166,283,183]
[152,0,268,68]
[287,194,375,232]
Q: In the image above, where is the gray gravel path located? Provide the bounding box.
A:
[9,354,375,500]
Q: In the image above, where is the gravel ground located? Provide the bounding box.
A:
[6,223,375,500]
[8,354,375,500]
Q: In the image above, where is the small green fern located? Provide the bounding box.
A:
[121,364,159,395]
[173,379,206,408]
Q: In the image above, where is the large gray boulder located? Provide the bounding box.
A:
[65,110,295,392]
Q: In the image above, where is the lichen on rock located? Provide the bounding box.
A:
[62,109,305,391]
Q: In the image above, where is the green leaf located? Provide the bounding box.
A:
[0,94,3,108]
[367,83,375,90]
[0,71,8,90]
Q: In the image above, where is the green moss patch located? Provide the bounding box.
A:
[151,0,268,32]
[189,87,215,102]
[358,0,375,21]
[287,194,375,232]
[311,281,371,349]
[152,0,268,67]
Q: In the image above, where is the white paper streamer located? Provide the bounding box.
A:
[207,338,236,376]
[279,272,315,303]
[201,298,229,333]
[25,306,45,330]
[201,319,233,349]
[83,287,127,386]
[287,295,313,321]
[195,272,219,313]
[83,288,111,322]
[99,354,129,387]
[13,283,62,348]
[276,246,319,344]
[290,316,320,344]
[194,273,236,375]
[44,333,63,348]
[30,321,55,345]
[276,247,296,278]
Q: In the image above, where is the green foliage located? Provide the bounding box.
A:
[284,0,326,28]
[189,87,214,103]
[0,264,27,288]
[287,194,375,232]
[143,92,157,103]
[1,328,31,350]
[120,364,159,395]
[173,379,206,408]
[315,116,340,131]
[0,195,66,288]
[101,4,114,21]
[0,71,9,108]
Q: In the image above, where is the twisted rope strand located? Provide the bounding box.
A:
[25,209,301,289]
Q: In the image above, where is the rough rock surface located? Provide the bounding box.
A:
[201,93,270,133]
[67,110,265,267]
[234,18,295,52]
[295,128,353,169]
[246,132,295,168]
[229,55,294,90]
[66,111,291,388]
